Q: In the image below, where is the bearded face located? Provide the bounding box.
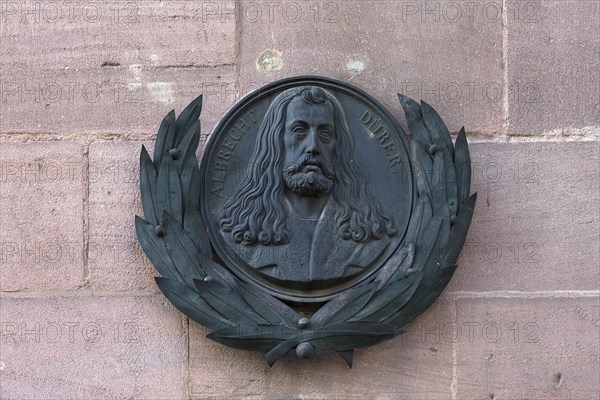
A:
[220,86,398,247]
[283,154,335,197]
[282,98,337,198]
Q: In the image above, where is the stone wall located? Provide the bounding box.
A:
[0,1,598,398]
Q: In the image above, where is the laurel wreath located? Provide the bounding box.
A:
[135,93,476,367]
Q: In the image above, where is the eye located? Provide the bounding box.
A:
[293,126,306,137]
[319,130,332,141]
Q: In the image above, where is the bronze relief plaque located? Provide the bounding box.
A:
[201,77,413,302]
[136,76,476,366]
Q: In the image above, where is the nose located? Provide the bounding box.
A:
[305,129,320,156]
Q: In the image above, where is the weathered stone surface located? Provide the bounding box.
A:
[0,142,84,291]
[0,66,236,136]
[188,300,453,399]
[506,0,600,134]
[455,297,600,399]
[0,0,237,135]
[447,141,600,293]
[0,1,236,69]
[1,1,598,397]
[88,141,155,291]
[0,294,186,399]
[239,0,504,134]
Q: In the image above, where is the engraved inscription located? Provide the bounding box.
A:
[210,110,257,197]
[360,110,403,169]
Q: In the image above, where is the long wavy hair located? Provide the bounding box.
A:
[220,86,396,245]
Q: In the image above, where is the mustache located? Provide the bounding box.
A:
[284,154,335,179]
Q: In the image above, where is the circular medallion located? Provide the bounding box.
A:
[200,76,414,302]
[137,75,476,365]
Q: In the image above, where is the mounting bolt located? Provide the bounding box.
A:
[296,342,314,359]
[429,144,437,156]
[154,225,164,237]
[297,317,310,330]
[169,149,180,160]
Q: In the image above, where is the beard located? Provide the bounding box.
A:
[283,155,335,198]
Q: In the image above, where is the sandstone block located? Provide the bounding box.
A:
[0,142,85,291]
[455,297,600,399]
[506,0,600,134]
[447,141,600,293]
[238,0,504,134]
[0,294,187,399]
